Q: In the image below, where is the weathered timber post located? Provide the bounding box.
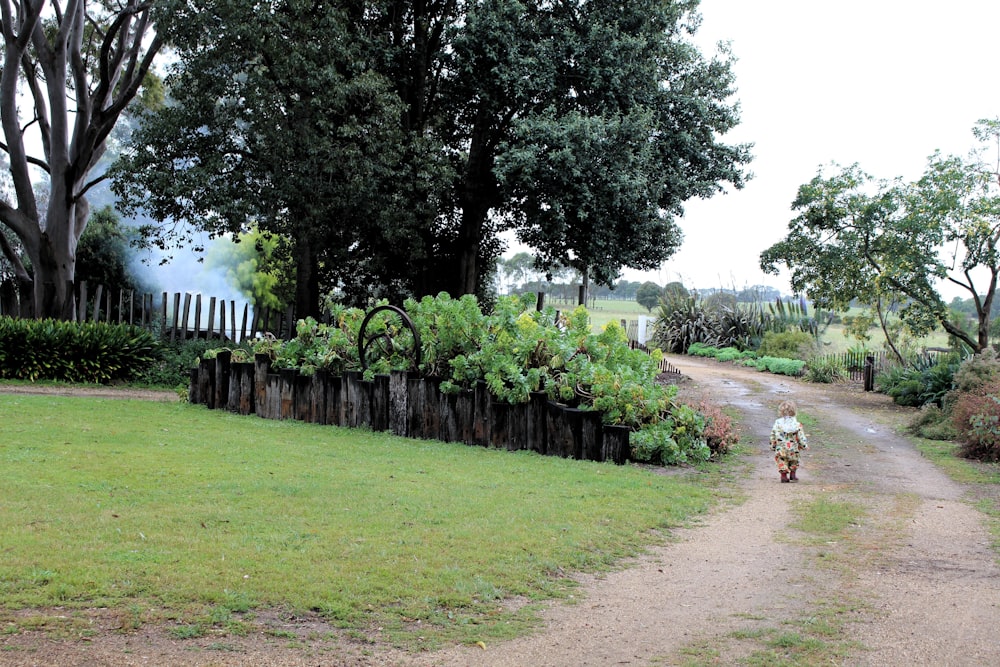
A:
[472,381,490,446]
[294,372,312,422]
[527,391,549,454]
[406,375,426,438]
[323,373,343,426]
[372,375,390,432]
[580,410,603,462]
[279,369,297,419]
[439,391,459,443]
[602,425,630,465]
[863,355,875,392]
[507,402,528,451]
[422,377,442,440]
[455,389,474,444]
[254,354,271,417]
[188,367,199,404]
[237,362,255,415]
[197,359,215,409]
[389,371,409,437]
[489,401,510,449]
[547,403,583,458]
[310,371,327,424]
[263,372,281,419]
[227,357,242,412]
[213,350,231,410]
[354,379,373,428]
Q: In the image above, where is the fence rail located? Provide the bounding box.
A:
[0,278,289,342]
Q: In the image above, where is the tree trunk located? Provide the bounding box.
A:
[455,104,499,297]
[293,235,320,319]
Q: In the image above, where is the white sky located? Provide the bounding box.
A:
[617,0,1000,297]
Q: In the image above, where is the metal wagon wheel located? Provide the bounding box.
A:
[358,305,422,373]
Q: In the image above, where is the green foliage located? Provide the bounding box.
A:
[686,343,756,361]
[951,348,1000,394]
[950,382,1000,460]
[209,293,730,465]
[875,354,960,407]
[636,281,662,312]
[132,337,222,389]
[804,356,848,384]
[654,297,770,353]
[758,330,815,361]
[76,206,143,296]
[907,405,958,441]
[629,403,710,466]
[205,228,294,310]
[261,309,367,377]
[739,356,806,376]
[0,316,159,383]
[116,0,749,311]
[762,120,1000,354]
[655,296,716,353]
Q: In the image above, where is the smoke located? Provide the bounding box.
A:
[127,224,256,340]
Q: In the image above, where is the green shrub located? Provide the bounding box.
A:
[687,342,717,357]
[876,354,959,407]
[804,356,848,383]
[907,405,958,441]
[714,347,745,362]
[0,316,159,383]
[949,381,1000,460]
[630,403,710,465]
[684,400,740,458]
[133,337,234,388]
[757,330,815,361]
[951,348,1000,394]
[741,356,805,376]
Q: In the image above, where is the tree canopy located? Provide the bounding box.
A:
[113,0,749,314]
[761,119,1000,353]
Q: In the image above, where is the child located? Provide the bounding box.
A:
[770,400,808,483]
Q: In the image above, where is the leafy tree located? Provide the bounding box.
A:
[762,120,1000,354]
[0,0,163,318]
[113,1,415,315]
[636,281,663,312]
[205,229,294,311]
[115,0,748,310]
[76,206,141,296]
[496,1,749,297]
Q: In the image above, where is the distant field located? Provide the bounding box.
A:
[575,298,952,353]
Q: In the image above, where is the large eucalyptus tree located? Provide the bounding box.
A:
[0,0,162,318]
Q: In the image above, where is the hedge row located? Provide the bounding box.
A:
[0,316,159,384]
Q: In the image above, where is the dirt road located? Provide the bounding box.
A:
[3,357,999,665]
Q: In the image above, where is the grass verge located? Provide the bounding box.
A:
[0,394,729,648]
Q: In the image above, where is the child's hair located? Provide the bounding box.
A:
[778,400,797,417]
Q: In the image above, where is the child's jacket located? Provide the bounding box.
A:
[770,416,808,453]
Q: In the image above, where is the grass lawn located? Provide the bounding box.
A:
[0,394,728,647]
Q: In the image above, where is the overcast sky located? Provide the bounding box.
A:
[623,0,1000,297]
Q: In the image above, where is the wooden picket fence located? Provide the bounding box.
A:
[0,278,301,343]
[189,352,632,464]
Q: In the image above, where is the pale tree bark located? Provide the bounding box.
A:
[0,0,162,318]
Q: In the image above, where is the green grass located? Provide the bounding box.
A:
[0,394,722,646]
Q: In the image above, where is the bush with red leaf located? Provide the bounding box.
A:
[950,380,1000,461]
[685,400,740,458]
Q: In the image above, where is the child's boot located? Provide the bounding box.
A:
[789,468,797,481]
[780,471,789,483]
